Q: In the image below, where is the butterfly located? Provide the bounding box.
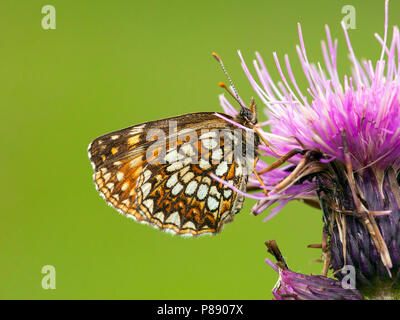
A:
[88,53,264,236]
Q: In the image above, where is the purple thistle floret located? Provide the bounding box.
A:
[220,1,400,298]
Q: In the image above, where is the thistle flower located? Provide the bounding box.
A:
[220,1,400,299]
[265,240,364,300]
[267,259,365,300]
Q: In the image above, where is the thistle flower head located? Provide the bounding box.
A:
[265,240,364,300]
[220,1,400,298]
[238,4,400,172]
[268,263,364,300]
[220,0,400,208]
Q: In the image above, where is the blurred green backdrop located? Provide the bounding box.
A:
[0,0,397,299]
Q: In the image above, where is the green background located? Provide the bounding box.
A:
[1,0,396,299]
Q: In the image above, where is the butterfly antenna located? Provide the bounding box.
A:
[217,82,243,106]
[212,52,246,108]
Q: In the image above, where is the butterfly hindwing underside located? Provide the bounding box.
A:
[88,112,256,236]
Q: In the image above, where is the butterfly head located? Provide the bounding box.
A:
[238,98,257,126]
[213,52,258,127]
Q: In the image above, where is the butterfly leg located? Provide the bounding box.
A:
[257,148,303,175]
[253,156,269,196]
[252,149,304,196]
[253,127,285,158]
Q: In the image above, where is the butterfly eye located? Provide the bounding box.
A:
[240,107,254,122]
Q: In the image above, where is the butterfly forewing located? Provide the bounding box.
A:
[88,112,255,236]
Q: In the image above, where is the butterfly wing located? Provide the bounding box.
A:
[88,112,253,236]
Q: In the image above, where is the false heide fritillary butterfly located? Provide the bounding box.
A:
[88,54,262,236]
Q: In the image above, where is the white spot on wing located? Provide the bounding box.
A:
[182,156,192,166]
[209,186,221,199]
[216,161,228,176]
[200,131,217,139]
[172,183,183,196]
[116,172,124,181]
[182,221,196,230]
[223,189,232,199]
[199,159,211,170]
[143,199,154,212]
[121,182,129,191]
[185,180,198,196]
[166,172,178,188]
[207,196,219,211]
[212,148,223,162]
[165,150,184,163]
[166,211,181,227]
[141,182,152,199]
[202,137,218,150]
[182,171,194,184]
[166,161,183,172]
[203,176,211,184]
[103,172,111,182]
[143,170,152,182]
[197,184,208,200]
[180,144,195,157]
[154,211,165,222]
[179,166,190,177]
